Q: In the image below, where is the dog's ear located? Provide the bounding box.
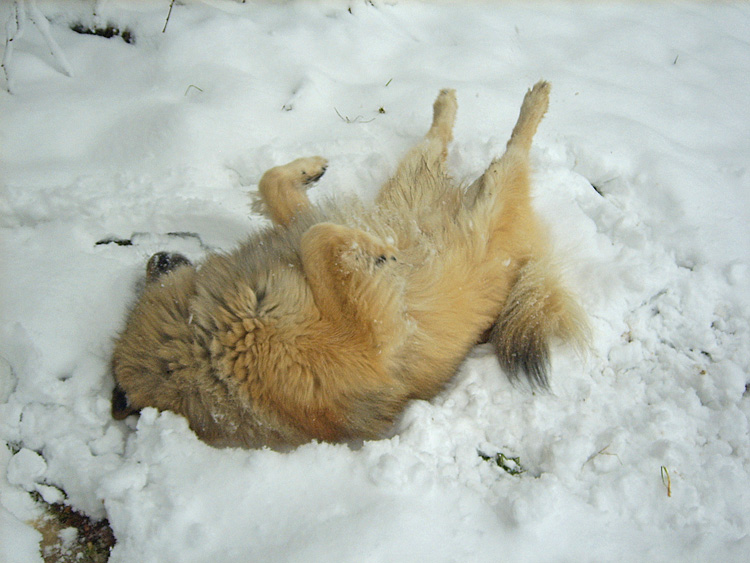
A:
[111,383,139,420]
[146,252,193,282]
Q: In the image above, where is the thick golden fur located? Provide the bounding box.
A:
[111,82,587,449]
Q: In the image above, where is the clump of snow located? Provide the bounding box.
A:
[1,1,749,561]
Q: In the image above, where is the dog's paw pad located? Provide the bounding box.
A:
[374,254,397,267]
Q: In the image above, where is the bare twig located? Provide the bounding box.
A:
[163,0,176,33]
[2,1,24,93]
[26,0,73,77]
[583,445,622,468]
[2,0,74,93]
[184,84,204,96]
[334,107,375,124]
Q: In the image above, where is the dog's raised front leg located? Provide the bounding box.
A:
[257,156,328,227]
[300,223,399,332]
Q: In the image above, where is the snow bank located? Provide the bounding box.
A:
[1,1,749,561]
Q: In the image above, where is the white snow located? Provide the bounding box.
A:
[1,1,749,561]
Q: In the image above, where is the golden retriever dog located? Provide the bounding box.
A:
[111,82,587,449]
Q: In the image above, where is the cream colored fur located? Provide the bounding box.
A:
[111,82,588,449]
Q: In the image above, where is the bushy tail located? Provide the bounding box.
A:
[490,258,588,389]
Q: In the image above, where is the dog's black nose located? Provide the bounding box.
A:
[111,384,139,420]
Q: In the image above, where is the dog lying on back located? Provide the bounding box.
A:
[111,82,587,449]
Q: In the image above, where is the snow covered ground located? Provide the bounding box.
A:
[1,1,749,561]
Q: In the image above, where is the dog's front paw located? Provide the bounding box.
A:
[291,156,328,186]
[345,230,398,270]
[303,223,397,273]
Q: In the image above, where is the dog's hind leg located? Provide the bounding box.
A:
[464,81,550,211]
[376,89,457,209]
[256,156,328,227]
[470,81,588,388]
